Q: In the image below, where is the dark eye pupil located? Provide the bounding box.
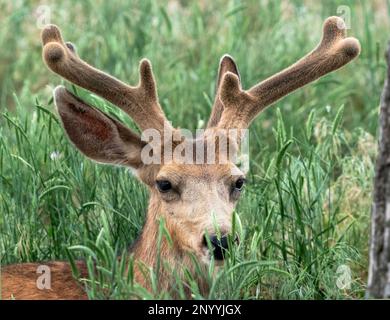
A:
[235,178,245,190]
[157,180,172,192]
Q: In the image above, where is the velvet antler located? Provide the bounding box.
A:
[207,55,241,128]
[41,25,171,133]
[212,16,360,130]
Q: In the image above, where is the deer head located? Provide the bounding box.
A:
[41,17,360,274]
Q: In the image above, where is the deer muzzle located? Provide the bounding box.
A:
[202,233,239,260]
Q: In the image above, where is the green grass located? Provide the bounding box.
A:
[0,0,386,299]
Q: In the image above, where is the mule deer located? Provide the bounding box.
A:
[1,16,360,299]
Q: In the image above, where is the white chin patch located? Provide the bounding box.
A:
[199,247,224,266]
[200,247,212,265]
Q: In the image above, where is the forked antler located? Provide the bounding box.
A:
[215,16,361,130]
[41,25,171,133]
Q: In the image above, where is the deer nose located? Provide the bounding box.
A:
[203,234,230,260]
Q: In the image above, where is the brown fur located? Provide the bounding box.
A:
[1,16,360,299]
[1,262,88,300]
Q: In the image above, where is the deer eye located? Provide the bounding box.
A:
[234,178,246,191]
[156,180,172,193]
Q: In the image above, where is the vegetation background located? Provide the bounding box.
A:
[0,0,388,299]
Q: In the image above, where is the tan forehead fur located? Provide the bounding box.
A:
[157,163,241,181]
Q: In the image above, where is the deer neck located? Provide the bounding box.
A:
[131,193,175,267]
[129,193,208,295]
[130,194,181,289]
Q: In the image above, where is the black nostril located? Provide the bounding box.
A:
[203,234,230,260]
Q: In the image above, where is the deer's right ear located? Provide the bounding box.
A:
[54,86,145,168]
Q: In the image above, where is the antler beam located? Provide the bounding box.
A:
[41,25,171,133]
[216,16,361,130]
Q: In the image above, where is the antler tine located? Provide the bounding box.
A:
[207,55,241,128]
[41,25,171,133]
[217,16,361,130]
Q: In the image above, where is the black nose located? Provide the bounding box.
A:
[203,234,230,260]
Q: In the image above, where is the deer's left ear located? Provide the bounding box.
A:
[54,86,145,168]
